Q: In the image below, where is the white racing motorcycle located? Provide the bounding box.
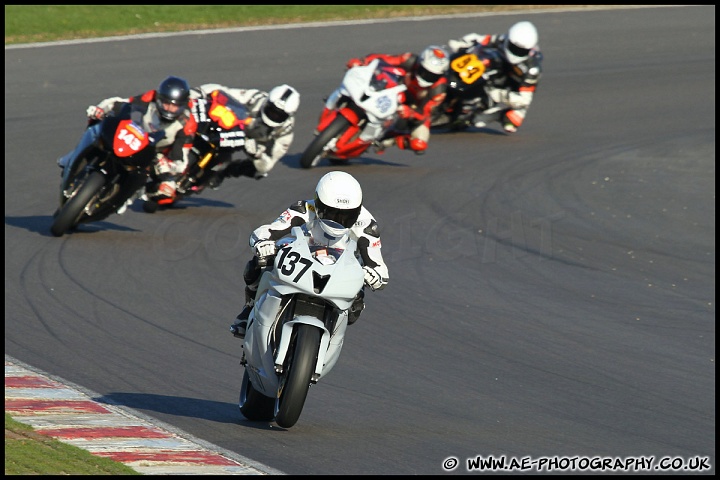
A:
[238,222,365,428]
[299,58,407,169]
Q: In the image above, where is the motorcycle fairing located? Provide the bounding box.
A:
[269,232,363,308]
[112,119,150,158]
[342,59,406,122]
[450,53,487,85]
[207,91,250,130]
[244,227,364,390]
[315,106,365,160]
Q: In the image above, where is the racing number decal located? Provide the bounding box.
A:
[450,54,486,85]
[208,103,239,129]
[113,120,149,157]
[278,246,313,283]
[117,128,143,151]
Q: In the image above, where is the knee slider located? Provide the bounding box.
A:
[503,109,524,128]
[409,138,427,152]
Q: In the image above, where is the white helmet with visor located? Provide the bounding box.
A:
[314,171,362,238]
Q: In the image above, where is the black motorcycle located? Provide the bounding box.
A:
[143,90,249,213]
[51,105,159,237]
[431,46,505,130]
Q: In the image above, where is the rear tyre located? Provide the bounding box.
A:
[274,324,320,428]
[299,116,350,169]
[51,171,105,237]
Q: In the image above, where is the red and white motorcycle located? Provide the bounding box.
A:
[299,59,407,169]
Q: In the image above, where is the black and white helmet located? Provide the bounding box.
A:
[503,21,538,65]
[260,84,300,128]
[414,45,450,87]
[314,171,362,238]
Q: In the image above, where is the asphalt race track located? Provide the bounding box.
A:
[5,6,715,475]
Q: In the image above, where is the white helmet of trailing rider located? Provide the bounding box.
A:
[260,84,300,128]
[314,171,363,238]
[503,21,538,65]
[414,45,450,87]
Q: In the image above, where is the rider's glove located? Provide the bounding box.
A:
[363,266,384,291]
[346,58,363,69]
[254,239,277,259]
[86,105,105,120]
[448,40,470,52]
[154,155,175,176]
[453,33,485,52]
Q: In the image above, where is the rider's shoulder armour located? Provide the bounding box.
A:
[363,219,381,238]
[289,200,307,214]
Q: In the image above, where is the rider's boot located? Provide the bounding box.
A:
[117,187,145,215]
[373,137,397,154]
[205,170,224,190]
[224,160,266,180]
[472,107,502,128]
[144,180,177,212]
[230,286,257,339]
[472,114,491,128]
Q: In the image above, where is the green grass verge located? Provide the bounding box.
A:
[4,5,556,45]
[5,413,141,475]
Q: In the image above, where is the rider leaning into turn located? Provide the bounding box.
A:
[346,45,450,156]
[189,83,300,185]
[57,75,198,208]
[447,20,543,133]
[230,171,389,339]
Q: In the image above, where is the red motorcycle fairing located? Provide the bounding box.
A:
[112,119,150,158]
[316,106,370,160]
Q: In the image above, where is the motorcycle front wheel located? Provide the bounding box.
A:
[274,324,321,428]
[239,369,275,422]
[51,171,106,237]
[299,116,350,169]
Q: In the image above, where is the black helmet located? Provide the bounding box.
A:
[156,76,190,121]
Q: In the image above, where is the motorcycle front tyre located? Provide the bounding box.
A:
[274,324,321,428]
[299,115,350,169]
[239,369,275,422]
[51,171,106,237]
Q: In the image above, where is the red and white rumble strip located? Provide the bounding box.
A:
[5,356,283,475]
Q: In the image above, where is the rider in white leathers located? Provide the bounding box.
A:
[230,171,389,339]
[447,21,543,132]
[189,83,299,182]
